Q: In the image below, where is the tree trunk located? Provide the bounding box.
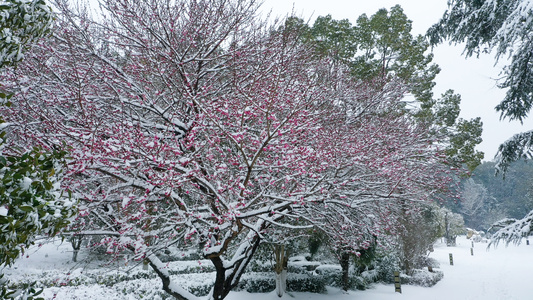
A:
[445,212,451,246]
[340,252,350,292]
[275,270,287,297]
[209,235,261,300]
[147,254,200,300]
[273,244,288,297]
[70,236,82,263]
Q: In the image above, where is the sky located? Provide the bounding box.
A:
[260,0,533,161]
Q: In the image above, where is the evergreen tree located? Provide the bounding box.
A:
[303,6,483,170]
[0,1,75,298]
[428,0,533,171]
[0,0,53,68]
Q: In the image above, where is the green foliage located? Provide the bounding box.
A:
[446,117,484,172]
[351,5,437,102]
[0,142,75,267]
[496,131,533,173]
[308,6,439,106]
[374,252,400,284]
[0,0,53,68]
[428,0,533,169]
[353,242,376,274]
[1,273,44,300]
[299,6,483,171]
[307,230,326,259]
[1,86,75,268]
[419,90,484,172]
[310,15,356,63]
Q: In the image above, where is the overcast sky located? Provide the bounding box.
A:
[260,0,533,161]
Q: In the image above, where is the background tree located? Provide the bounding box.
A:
[427,0,533,171]
[298,6,483,171]
[459,160,533,236]
[460,178,489,229]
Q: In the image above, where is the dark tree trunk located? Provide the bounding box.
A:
[210,236,261,300]
[340,252,350,292]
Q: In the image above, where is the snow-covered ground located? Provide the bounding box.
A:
[4,236,532,299]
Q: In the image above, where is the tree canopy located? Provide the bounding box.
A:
[289,6,483,171]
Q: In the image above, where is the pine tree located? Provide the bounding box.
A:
[427,0,533,171]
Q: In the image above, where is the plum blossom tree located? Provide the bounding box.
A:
[1,0,456,299]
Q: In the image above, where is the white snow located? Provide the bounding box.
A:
[4,236,533,299]
[20,176,32,190]
[0,205,8,216]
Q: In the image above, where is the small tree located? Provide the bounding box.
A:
[460,178,490,229]
[442,208,465,246]
[397,203,450,273]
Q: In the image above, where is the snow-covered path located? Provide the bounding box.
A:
[397,237,532,300]
[227,236,533,300]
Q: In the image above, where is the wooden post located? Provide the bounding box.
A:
[394,271,401,293]
[470,248,474,256]
[449,253,454,266]
[471,241,474,248]
[143,259,149,270]
[527,240,530,245]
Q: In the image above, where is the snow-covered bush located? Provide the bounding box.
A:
[0,273,44,300]
[314,264,342,286]
[0,144,76,267]
[236,273,276,293]
[286,273,326,294]
[374,252,401,284]
[0,0,53,68]
[400,269,444,287]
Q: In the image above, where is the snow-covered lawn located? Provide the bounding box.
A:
[4,236,532,299]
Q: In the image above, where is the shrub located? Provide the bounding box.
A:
[375,253,401,283]
[400,269,444,287]
[236,273,276,293]
[287,274,326,294]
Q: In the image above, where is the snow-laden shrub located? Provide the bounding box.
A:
[375,253,401,283]
[286,273,326,294]
[313,265,376,290]
[360,269,379,286]
[237,271,327,294]
[236,272,276,293]
[314,264,342,286]
[400,269,444,287]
